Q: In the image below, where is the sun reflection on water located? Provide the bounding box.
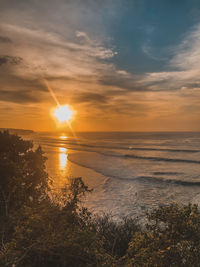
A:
[59,135,68,140]
[59,147,68,171]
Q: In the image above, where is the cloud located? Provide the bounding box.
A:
[0,55,23,66]
[0,36,12,43]
[170,24,200,71]
[141,24,200,93]
[0,89,40,103]
[0,23,117,76]
[0,23,119,104]
[1,19,200,113]
[141,44,167,61]
[98,74,149,91]
[72,92,108,105]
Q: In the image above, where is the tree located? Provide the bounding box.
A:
[0,130,49,253]
[0,131,48,217]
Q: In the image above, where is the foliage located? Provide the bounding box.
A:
[1,131,200,266]
[0,131,48,217]
[0,130,49,256]
[122,203,200,267]
[92,215,139,258]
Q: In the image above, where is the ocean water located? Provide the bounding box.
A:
[24,132,200,220]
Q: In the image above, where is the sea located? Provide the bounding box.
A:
[22,131,200,220]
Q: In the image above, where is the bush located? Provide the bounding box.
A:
[92,215,139,258]
[122,203,200,267]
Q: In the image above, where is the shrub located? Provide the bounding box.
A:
[122,203,200,267]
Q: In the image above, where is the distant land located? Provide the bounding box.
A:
[0,128,34,135]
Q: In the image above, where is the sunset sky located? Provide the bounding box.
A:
[0,0,200,132]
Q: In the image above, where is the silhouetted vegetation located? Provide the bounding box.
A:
[0,131,200,266]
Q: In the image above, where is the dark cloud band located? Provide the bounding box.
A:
[0,55,23,66]
[0,36,12,43]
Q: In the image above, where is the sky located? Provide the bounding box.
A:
[0,0,200,132]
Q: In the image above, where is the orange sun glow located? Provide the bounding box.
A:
[53,105,73,123]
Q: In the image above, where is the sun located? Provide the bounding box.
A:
[53,105,73,123]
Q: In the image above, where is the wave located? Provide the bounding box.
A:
[97,150,200,164]
[67,156,200,187]
[127,147,199,153]
[44,142,200,165]
[39,138,200,153]
[124,154,200,164]
[106,175,200,186]
[153,172,182,176]
[134,176,200,187]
